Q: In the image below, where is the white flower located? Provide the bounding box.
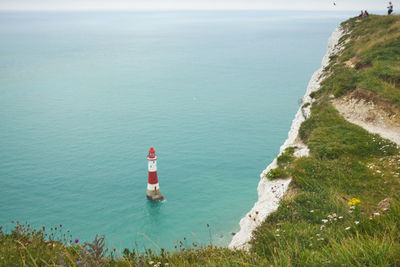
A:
[276,229,280,232]
[338,216,343,219]
[318,238,324,241]
[316,234,320,237]
[322,219,328,223]
[349,210,353,213]
[350,206,355,210]
[276,234,280,237]
[373,212,380,216]
[320,225,325,230]
[345,227,351,231]
[310,210,314,213]
[333,213,337,217]
[355,221,359,225]
[149,261,154,265]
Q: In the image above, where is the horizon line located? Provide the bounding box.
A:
[0,8,376,12]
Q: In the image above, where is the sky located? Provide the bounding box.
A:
[0,0,392,11]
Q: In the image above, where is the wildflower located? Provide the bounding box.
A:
[332,213,337,217]
[316,234,320,236]
[354,221,359,225]
[59,224,62,227]
[310,210,314,213]
[74,238,79,244]
[276,229,280,232]
[276,234,280,237]
[293,211,297,215]
[149,261,154,265]
[320,225,325,230]
[348,198,361,206]
[338,216,343,219]
[77,261,81,264]
[373,212,380,216]
[345,227,351,231]
[322,219,328,223]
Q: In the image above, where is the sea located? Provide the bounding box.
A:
[0,10,354,251]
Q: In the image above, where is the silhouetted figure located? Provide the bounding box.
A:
[388,2,393,15]
[359,10,364,17]
[364,10,369,17]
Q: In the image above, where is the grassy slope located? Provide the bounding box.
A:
[1,15,400,267]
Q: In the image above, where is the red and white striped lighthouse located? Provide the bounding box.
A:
[146,146,164,201]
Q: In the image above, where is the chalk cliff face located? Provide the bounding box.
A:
[229,26,345,250]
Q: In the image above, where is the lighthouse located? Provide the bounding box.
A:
[146,146,164,201]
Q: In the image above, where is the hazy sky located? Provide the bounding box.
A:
[0,0,392,11]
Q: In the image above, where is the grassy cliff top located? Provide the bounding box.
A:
[1,14,400,267]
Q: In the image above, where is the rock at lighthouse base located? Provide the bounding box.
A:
[146,189,164,201]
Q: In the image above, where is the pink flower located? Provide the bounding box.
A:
[59,224,62,227]
[74,238,79,244]
[293,211,297,215]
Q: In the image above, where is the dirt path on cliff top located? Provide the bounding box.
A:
[332,89,400,146]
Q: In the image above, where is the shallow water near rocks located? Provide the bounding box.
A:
[0,10,353,251]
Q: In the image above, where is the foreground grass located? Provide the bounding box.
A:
[2,15,400,266]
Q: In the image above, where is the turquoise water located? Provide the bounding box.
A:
[0,10,353,251]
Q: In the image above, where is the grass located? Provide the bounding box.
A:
[321,15,400,106]
[1,15,400,266]
[265,146,296,180]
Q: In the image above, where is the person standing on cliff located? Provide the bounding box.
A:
[388,2,393,15]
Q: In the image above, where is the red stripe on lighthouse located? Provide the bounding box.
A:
[148,171,158,185]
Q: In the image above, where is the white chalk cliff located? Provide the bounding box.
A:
[229,26,346,250]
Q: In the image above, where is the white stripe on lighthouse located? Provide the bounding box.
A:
[148,160,157,172]
[147,183,160,191]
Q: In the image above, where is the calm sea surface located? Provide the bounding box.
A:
[0,10,353,251]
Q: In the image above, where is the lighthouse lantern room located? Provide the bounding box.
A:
[146,146,164,201]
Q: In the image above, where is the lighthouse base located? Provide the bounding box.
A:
[146,189,164,201]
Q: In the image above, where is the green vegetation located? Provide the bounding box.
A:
[321,15,400,106]
[2,15,400,266]
[266,147,296,179]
